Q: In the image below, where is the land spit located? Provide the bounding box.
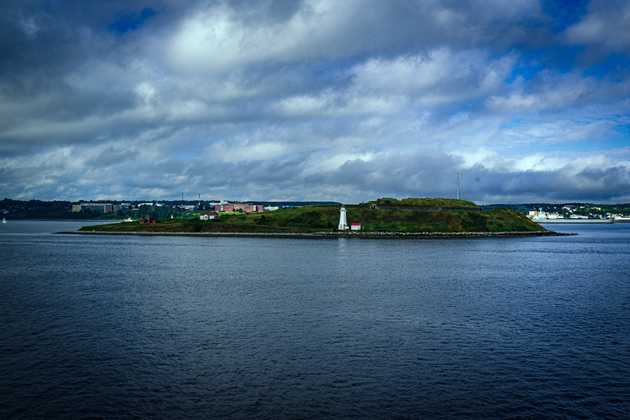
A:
[59,230,572,239]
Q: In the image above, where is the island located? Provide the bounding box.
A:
[69,197,565,239]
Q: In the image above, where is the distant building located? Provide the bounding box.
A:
[213,203,264,214]
[234,203,252,213]
[528,210,567,221]
[199,212,218,221]
[214,203,235,212]
[569,214,588,219]
[237,203,264,213]
[72,202,115,214]
[350,223,362,231]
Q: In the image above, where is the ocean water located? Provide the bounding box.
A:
[1,220,629,418]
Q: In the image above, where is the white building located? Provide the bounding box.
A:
[338,206,348,230]
[569,214,588,219]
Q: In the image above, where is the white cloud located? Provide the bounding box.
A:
[163,0,540,73]
[304,151,376,174]
[487,73,591,112]
[165,0,361,72]
[564,0,630,51]
[135,82,156,105]
[210,141,288,162]
[351,49,513,95]
[500,119,614,144]
[272,93,335,116]
[349,49,515,108]
[19,17,39,38]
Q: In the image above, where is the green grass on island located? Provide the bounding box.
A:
[80,197,545,234]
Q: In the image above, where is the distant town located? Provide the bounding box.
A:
[1,198,630,223]
[526,205,630,223]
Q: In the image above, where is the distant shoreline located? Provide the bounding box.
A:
[58,230,572,239]
[2,218,119,222]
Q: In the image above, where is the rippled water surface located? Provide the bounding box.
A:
[1,220,630,418]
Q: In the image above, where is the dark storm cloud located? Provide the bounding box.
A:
[459,165,630,202]
[294,152,630,203]
[1,0,630,202]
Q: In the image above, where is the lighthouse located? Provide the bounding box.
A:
[338,206,349,230]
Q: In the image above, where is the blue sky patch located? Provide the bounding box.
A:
[108,7,156,35]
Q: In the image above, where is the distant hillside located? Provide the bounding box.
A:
[82,197,544,234]
[0,199,78,219]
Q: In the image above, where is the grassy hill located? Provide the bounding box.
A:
[81,198,544,234]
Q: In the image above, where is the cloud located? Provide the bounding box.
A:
[163,0,545,73]
[564,0,630,51]
[0,0,629,203]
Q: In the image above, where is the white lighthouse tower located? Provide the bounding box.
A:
[338,206,349,230]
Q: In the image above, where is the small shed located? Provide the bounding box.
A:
[350,222,362,231]
[199,212,218,221]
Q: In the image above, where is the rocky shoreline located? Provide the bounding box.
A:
[59,230,572,239]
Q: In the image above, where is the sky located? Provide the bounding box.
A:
[1,0,630,203]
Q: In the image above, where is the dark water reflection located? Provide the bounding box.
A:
[1,221,629,418]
